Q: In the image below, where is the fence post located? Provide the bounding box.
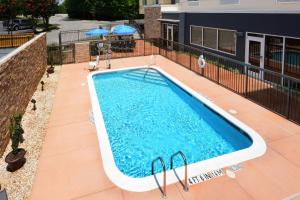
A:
[144,39,146,56]
[217,58,220,84]
[245,66,248,97]
[10,31,13,47]
[286,79,292,119]
[159,38,161,55]
[189,50,192,71]
[59,32,63,65]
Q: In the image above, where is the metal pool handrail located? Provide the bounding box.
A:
[170,151,189,192]
[151,157,167,197]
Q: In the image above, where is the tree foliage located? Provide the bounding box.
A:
[65,0,140,20]
[0,0,57,30]
[24,0,57,30]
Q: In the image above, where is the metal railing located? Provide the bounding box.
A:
[157,38,300,125]
[152,157,167,198]
[49,35,300,125]
[170,151,189,192]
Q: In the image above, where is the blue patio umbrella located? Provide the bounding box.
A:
[85,28,109,37]
[112,25,136,35]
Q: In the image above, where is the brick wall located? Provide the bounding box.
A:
[0,33,47,156]
[75,42,90,63]
[144,6,162,39]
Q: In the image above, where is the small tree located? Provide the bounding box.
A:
[25,0,57,31]
[9,114,25,155]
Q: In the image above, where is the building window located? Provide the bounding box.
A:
[152,0,159,4]
[144,0,147,5]
[190,26,202,45]
[219,0,239,4]
[203,28,217,49]
[284,38,300,78]
[218,29,236,54]
[264,36,283,73]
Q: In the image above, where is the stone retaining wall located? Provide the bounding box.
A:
[0,33,47,156]
[144,6,162,39]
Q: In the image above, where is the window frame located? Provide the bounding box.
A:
[190,25,203,46]
[190,25,237,56]
[218,28,237,55]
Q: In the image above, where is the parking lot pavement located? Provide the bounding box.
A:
[0,15,140,45]
[47,14,130,44]
[0,48,16,59]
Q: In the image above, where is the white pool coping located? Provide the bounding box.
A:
[87,65,267,192]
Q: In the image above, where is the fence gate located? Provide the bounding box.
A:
[47,43,75,65]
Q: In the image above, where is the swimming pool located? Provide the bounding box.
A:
[88,66,266,192]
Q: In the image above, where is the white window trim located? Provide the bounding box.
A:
[190,25,237,56]
[162,23,179,40]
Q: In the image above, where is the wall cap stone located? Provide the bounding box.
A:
[0,32,47,65]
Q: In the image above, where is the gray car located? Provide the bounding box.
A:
[3,19,34,31]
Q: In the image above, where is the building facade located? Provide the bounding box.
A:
[142,0,300,79]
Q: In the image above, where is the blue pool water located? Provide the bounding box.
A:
[92,68,252,178]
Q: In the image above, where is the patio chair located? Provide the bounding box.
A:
[88,55,100,71]
[0,185,8,200]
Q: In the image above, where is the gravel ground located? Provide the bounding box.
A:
[0,65,61,200]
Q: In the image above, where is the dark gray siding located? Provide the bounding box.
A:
[162,12,300,62]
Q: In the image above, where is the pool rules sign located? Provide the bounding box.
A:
[188,169,224,185]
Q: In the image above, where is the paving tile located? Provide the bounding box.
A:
[270,135,300,168]
[236,162,288,200]
[179,176,252,200]
[41,121,98,157]
[31,153,71,200]
[248,148,300,196]
[73,187,123,200]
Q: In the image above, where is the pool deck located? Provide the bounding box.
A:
[31,55,300,200]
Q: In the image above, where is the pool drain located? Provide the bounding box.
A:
[228,109,237,115]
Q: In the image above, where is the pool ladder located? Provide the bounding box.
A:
[151,151,189,198]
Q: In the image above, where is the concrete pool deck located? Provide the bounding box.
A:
[31,55,300,200]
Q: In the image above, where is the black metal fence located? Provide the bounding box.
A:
[48,37,300,124]
[157,38,300,124]
[47,43,75,65]
[59,29,106,44]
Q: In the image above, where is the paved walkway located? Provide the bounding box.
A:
[31,56,300,200]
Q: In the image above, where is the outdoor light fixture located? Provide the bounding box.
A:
[31,99,36,111]
[41,81,45,91]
